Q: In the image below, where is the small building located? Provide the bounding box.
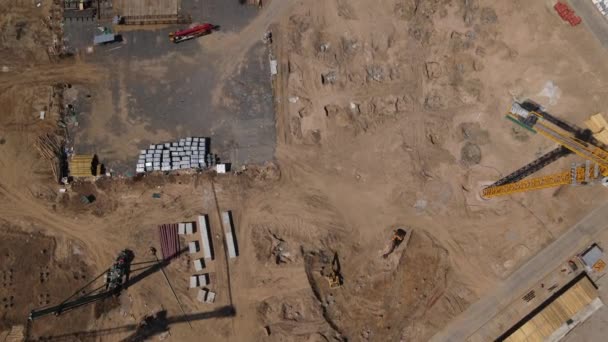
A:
[579,243,604,269]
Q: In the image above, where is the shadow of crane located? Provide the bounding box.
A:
[32,306,236,341]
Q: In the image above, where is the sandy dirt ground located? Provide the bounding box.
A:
[4,0,608,341]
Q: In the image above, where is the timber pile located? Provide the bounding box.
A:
[585,113,608,145]
[35,134,62,180]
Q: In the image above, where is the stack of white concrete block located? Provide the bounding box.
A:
[178,222,194,235]
[189,274,209,288]
[593,0,608,17]
[197,288,216,303]
[135,137,210,173]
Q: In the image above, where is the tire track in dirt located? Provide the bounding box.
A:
[0,61,104,92]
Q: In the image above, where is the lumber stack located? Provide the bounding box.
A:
[585,113,608,145]
[35,134,63,180]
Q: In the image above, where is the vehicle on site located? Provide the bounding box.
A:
[169,24,216,43]
[383,228,407,259]
[322,253,343,289]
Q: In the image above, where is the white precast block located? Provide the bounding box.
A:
[185,222,194,235]
[194,259,204,271]
[188,241,199,254]
[198,215,213,260]
[197,289,208,302]
[178,223,186,235]
[226,232,237,259]
[189,275,198,288]
[198,274,209,287]
[205,291,216,303]
[222,211,238,258]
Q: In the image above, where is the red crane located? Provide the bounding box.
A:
[169,23,216,43]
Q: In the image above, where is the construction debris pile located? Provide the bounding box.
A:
[136,137,214,173]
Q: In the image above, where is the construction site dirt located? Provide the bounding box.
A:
[6,0,608,341]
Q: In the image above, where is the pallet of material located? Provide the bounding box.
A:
[584,113,608,134]
[595,130,608,146]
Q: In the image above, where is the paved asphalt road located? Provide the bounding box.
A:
[429,199,608,342]
[570,0,608,48]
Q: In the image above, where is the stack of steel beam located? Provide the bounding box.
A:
[158,223,180,260]
[136,137,212,173]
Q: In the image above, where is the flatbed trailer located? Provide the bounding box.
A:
[169,23,216,43]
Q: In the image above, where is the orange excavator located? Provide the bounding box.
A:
[322,253,343,289]
[383,228,407,258]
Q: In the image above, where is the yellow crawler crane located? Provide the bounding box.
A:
[482,103,608,198]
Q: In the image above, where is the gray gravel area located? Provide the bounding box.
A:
[63,0,275,174]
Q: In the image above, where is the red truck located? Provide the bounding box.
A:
[169,23,216,43]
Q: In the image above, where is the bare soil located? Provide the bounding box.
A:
[4,0,608,341]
